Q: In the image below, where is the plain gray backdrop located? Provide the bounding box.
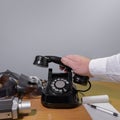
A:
[0,0,120,79]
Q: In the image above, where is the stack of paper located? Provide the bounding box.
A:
[82,95,120,120]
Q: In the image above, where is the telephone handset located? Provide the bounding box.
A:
[33,55,89,85]
[33,55,91,108]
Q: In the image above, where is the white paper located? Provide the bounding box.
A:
[82,95,120,120]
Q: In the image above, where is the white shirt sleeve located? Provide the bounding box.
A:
[89,54,120,82]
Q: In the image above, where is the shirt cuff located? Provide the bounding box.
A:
[89,57,108,78]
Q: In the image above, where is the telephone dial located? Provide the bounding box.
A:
[33,55,91,108]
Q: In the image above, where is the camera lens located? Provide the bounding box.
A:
[18,100,31,114]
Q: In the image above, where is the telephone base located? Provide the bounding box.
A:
[41,93,80,108]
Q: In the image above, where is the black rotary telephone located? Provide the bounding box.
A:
[33,55,91,108]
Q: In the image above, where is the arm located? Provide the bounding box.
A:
[61,54,120,82]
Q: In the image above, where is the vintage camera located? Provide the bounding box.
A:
[0,97,31,120]
[0,70,36,119]
[33,55,91,108]
[0,70,41,98]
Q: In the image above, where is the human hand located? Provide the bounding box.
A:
[61,55,92,77]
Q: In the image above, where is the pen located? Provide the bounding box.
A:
[88,104,119,117]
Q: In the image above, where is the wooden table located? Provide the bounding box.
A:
[19,81,120,120]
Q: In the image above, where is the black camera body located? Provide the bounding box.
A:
[33,55,90,108]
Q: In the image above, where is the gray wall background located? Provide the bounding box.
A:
[0,0,120,79]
